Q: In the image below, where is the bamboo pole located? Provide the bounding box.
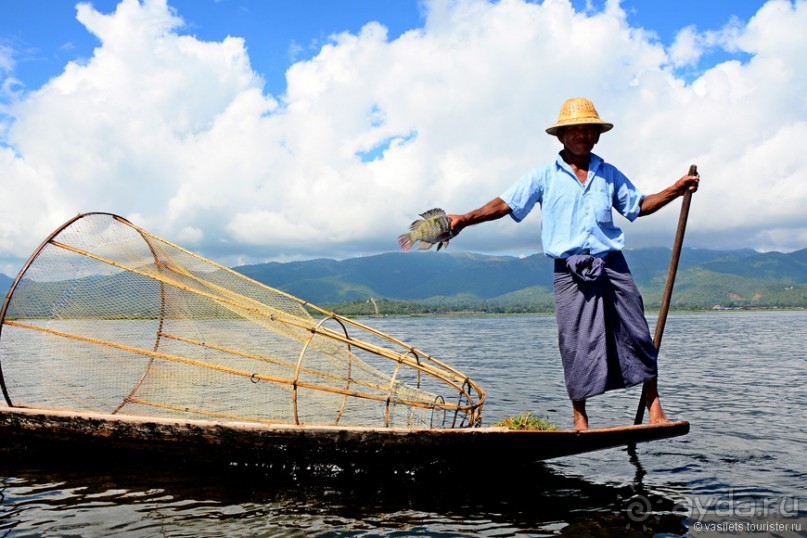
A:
[634,164,697,425]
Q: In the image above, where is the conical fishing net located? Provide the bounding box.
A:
[0,213,484,428]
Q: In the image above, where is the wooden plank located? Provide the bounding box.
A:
[0,407,689,467]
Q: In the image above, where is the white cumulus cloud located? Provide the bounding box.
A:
[1,0,806,277]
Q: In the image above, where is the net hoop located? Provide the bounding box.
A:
[0,212,485,429]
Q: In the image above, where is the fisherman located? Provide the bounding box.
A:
[447,97,699,430]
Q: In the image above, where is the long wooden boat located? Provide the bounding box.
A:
[1,213,691,475]
[0,406,689,468]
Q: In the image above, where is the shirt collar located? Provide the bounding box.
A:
[555,151,604,174]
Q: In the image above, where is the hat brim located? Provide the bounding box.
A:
[545,119,613,136]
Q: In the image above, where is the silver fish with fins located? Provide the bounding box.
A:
[397,208,453,252]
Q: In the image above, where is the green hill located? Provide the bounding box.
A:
[3,248,807,315]
[233,247,807,313]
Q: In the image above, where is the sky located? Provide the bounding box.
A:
[1,0,804,278]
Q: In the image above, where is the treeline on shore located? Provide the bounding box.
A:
[320,298,557,317]
[321,297,804,317]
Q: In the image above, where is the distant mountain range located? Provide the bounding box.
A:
[232,247,807,312]
[3,248,807,313]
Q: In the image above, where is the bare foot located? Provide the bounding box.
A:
[572,399,589,430]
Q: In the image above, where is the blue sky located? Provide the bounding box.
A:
[2,0,763,96]
[1,0,805,276]
[2,1,423,98]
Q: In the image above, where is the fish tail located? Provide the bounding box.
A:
[397,233,414,251]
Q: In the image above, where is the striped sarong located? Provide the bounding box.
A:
[553,251,658,401]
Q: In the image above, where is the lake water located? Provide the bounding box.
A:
[1,311,805,536]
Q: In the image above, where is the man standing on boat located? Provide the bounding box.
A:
[448,97,699,430]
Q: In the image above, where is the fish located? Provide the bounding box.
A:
[397,208,453,252]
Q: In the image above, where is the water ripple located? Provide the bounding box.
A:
[1,311,806,536]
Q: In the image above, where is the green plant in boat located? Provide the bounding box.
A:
[493,412,557,431]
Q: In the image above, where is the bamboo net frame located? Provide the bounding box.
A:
[0,212,485,428]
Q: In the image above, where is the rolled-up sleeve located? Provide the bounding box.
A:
[500,167,545,223]
[611,167,644,222]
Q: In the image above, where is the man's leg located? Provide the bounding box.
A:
[643,378,669,424]
[572,399,588,430]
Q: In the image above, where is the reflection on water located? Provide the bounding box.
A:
[1,311,806,536]
[0,446,689,536]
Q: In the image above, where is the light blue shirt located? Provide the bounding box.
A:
[500,153,645,259]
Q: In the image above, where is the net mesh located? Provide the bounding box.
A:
[0,213,484,428]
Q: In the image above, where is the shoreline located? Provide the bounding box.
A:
[340,306,806,319]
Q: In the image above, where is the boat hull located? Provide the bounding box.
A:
[0,407,689,468]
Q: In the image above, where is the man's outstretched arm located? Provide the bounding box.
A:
[448,197,512,235]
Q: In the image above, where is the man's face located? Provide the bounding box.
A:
[558,125,601,156]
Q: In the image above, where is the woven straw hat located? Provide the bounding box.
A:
[545,97,613,136]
